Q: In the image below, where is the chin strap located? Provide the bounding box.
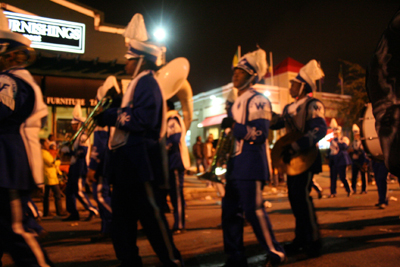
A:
[132,55,144,79]
[237,75,256,91]
[297,83,305,97]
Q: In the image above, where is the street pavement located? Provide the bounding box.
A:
[2,168,400,267]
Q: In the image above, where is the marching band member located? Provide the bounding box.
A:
[166,100,191,234]
[87,76,121,241]
[271,60,326,258]
[62,104,98,221]
[349,124,369,194]
[328,118,352,197]
[96,13,183,266]
[366,7,400,178]
[0,10,53,266]
[221,47,285,267]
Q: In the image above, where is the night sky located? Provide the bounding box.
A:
[76,0,399,95]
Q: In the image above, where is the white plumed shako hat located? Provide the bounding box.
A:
[71,103,86,124]
[0,10,31,52]
[352,124,360,135]
[292,59,324,93]
[330,118,342,133]
[97,76,121,101]
[123,13,162,63]
[235,47,268,84]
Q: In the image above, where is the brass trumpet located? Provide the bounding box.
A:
[61,96,113,151]
[197,129,235,184]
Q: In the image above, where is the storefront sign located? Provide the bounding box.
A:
[5,11,85,54]
[46,97,97,107]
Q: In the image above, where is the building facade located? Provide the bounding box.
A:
[4,0,130,140]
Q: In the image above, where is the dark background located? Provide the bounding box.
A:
[75,0,399,95]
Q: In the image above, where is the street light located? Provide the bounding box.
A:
[153,27,166,42]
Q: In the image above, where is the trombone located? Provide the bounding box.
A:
[61,96,113,151]
[197,128,235,184]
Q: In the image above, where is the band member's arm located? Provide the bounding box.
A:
[338,137,350,151]
[100,76,162,134]
[0,74,33,121]
[88,129,108,172]
[233,119,269,144]
[291,100,327,152]
[269,112,285,130]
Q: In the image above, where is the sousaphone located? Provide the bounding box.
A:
[271,131,319,176]
[155,57,193,130]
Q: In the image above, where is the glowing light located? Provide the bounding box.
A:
[215,167,227,176]
[154,28,166,41]
[264,90,271,97]
[197,123,203,128]
[210,95,216,100]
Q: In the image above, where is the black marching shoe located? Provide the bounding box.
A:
[172,228,187,235]
[222,257,248,267]
[90,233,111,243]
[85,209,99,221]
[265,254,286,267]
[62,214,80,221]
[283,239,322,259]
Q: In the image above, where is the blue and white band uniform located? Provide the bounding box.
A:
[99,70,182,266]
[89,125,113,234]
[329,135,352,195]
[230,88,271,180]
[166,110,190,231]
[222,88,285,264]
[272,95,327,249]
[0,68,52,266]
[0,69,48,190]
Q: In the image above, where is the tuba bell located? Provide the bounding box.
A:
[155,57,193,130]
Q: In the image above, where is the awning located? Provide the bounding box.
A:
[201,113,227,127]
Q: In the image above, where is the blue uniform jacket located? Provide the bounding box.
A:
[349,140,369,166]
[166,114,184,171]
[101,72,165,184]
[271,96,327,174]
[329,137,352,167]
[227,88,271,182]
[89,128,108,178]
[0,71,36,190]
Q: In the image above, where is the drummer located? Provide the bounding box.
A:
[270,60,326,258]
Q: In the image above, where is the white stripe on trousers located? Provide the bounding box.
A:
[254,181,285,262]
[97,176,112,213]
[144,182,177,264]
[9,190,50,267]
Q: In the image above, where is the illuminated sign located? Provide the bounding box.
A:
[5,11,85,54]
[46,97,98,107]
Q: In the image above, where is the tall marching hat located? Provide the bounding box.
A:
[330,118,342,133]
[123,13,162,64]
[71,103,86,124]
[97,75,121,100]
[352,124,360,135]
[0,10,31,54]
[235,47,268,85]
[292,59,325,94]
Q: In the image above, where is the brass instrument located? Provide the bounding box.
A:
[61,96,113,151]
[271,130,318,176]
[198,129,235,184]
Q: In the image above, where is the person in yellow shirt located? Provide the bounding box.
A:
[40,139,65,217]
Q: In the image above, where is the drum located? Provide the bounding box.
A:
[360,103,384,161]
